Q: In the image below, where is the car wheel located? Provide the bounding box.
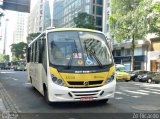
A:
[147,78,152,83]
[99,99,108,104]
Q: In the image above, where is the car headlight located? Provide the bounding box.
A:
[106,74,115,84]
[51,74,66,86]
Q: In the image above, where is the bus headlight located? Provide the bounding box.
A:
[51,74,65,86]
[106,74,115,84]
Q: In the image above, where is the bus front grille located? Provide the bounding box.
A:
[67,80,103,86]
[71,90,101,98]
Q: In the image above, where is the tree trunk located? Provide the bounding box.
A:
[131,35,135,71]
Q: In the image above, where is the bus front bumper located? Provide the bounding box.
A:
[48,80,116,102]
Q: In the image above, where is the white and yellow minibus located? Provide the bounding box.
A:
[27,28,116,104]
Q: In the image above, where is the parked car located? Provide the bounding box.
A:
[152,72,160,84]
[127,70,149,81]
[137,71,157,83]
[14,61,26,71]
[115,64,131,82]
[0,63,5,70]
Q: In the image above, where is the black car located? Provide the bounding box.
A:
[152,72,160,84]
[137,71,157,83]
[128,70,149,81]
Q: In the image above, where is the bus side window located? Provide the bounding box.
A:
[36,40,39,63]
[35,41,38,63]
[32,44,35,62]
[39,36,45,63]
[40,36,47,74]
[27,47,31,63]
[31,45,33,62]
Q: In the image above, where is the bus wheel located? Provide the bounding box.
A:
[99,99,108,104]
[44,87,52,105]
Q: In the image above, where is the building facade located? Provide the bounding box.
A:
[147,37,160,72]
[52,0,64,28]
[13,12,28,43]
[113,40,149,71]
[61,0,104,31]
[28,0,110,34]
[28,0,43,34]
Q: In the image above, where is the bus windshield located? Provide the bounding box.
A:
[48,31,113,67]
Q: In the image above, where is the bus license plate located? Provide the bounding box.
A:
[80,96,93,101]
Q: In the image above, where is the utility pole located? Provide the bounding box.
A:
[3,18,9,55]
[49,0,54,27]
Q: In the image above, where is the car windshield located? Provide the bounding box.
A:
[48,31,113,67]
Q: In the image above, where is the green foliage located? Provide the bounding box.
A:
[27,32,41,43]
[0,54,9,62]
[149,2,160,36]
[109,0,153,70]
[110,0,152,42]
[74,12,95,29]
[10,42,27,60]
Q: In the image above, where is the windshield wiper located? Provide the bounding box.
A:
[84,43,103,67]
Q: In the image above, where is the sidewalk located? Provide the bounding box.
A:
[0,80,20,119]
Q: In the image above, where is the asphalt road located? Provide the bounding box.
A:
[0,70,160,118]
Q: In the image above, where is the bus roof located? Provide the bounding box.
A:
[46,28,99,33]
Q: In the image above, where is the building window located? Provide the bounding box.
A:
[85,5,90,13]
[125,49,131,56]
[40,10,43,14]
[115,50,121,56]
[39,27,42,31]
[134,62,141,70]
[96,6,102,15]
[96,17,102,26]
[86,0,90,3]
[96,0,103,5]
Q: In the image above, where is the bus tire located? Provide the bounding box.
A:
[99,99,108,104]
[43,86,52,105]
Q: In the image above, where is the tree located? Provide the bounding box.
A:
[0,54,9,62]
[74,12,95,29]
[27,32,41,44]
[10,42,27,60]
[148,1,160,36]
[109,0,152,71]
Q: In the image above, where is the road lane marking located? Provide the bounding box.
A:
[0,99,6,112]
[115,97,123,100]
[150,92,160,95]
[131,96,141,98]
[141,84,160,88]
[0,71,15,74]
[145,88,160,92]
[124,90,149,95]
[115,92,130,96]
[137,90,150,93]
[12,78,18,81]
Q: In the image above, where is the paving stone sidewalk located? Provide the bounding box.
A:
[0,81,20,119]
